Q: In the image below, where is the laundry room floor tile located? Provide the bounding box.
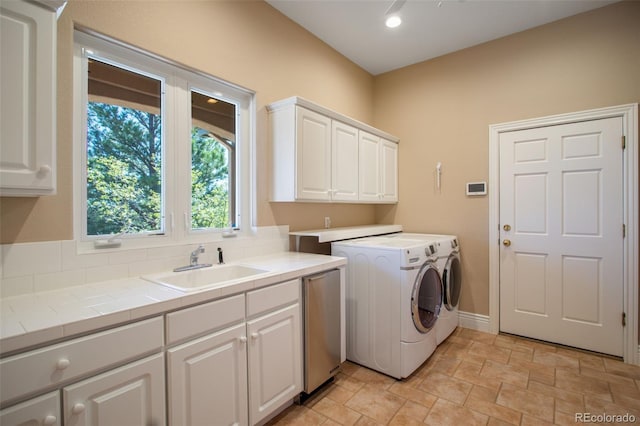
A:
[267,328,640,425]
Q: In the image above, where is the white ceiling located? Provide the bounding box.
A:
[266,0,618,75]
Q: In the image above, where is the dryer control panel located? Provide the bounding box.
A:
[401,243,436,267]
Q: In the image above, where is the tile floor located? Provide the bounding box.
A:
[267,328,640,425]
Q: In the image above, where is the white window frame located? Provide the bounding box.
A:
[73,31,255,252]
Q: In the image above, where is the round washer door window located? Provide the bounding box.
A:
[411,262,443,333]
[443,253,462,311]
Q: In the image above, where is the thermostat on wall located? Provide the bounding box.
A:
[466,181,487,196]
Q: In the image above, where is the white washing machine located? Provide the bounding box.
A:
[391,234,462,344]
[331,236,443,379]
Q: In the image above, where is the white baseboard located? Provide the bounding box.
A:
[458,311,491,333]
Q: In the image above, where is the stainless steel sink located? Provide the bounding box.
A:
[143,264,270,292]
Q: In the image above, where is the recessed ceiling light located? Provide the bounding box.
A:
[385,15,402,28]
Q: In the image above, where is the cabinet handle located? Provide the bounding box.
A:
[251,332,259,340]
[238,336,247,343]
[71,403,86,415]
[43,415,57,425]
[37,165,51,177]
[56,358,70,370]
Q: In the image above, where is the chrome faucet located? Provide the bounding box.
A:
[190,245,205,266]
[173,245,212,272]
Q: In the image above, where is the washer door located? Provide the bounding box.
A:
[411,262,443,333]
[443,252,462,311]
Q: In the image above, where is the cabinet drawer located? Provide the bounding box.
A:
[166,294,245,345]
[0,391,61,426]
[247,279,300,317]
[0,317,163,405]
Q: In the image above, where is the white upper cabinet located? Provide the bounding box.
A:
[379,137,398,202]
[332,121,359,201]
[296,107,332,201]
[268,97,398,204]
[0,0,57,196]
[358,131,381,202]
[358,131,398,203]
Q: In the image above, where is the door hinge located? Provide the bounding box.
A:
[622,135,626,150]
[623,224,626,238]
[622,312,626,327]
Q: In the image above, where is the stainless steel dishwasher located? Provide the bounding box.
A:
[303,269,342,394]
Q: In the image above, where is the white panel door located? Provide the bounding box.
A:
[499,117,624,356]
[295,106,331,200]
[379,139,398,202]
[63,354,165,426]
[167,323,248,426]
[358,131,380,202]
[331,121,359,201]
[0,0,56,196]
[247,304,301,425]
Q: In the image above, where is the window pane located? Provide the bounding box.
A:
[86,58,163,236]
[190,90,236,230]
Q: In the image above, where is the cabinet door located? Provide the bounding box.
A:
[331,121,359,201]
[379,139,398,202]
[358,131,381,202]
[295,107,332,200]
[0,0,56,196]
[0,391,60,426]
[167,323,248,426]
[63,354,165,426]
[247,304,302,425]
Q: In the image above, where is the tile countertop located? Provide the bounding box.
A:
[0,252,346,355]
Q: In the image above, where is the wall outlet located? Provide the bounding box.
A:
[324,217,331,229]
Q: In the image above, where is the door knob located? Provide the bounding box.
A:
[503,239,511,247]
[503,224,511,231]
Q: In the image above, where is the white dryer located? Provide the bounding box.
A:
[393,234,462,344]
[331,236,442,379]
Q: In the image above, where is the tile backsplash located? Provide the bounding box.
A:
[0,226,289,298]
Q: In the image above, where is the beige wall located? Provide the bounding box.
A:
[0,0,376,243]
[1,1,638,320]
[373,0,640,315]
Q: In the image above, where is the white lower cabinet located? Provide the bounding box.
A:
[167,323,248,426]
[0,317,164,405]
[166,279,302,426]
[0,279,306,426]
[62,353,166,426]
[247,304,302,425]
[0,391,61,426]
